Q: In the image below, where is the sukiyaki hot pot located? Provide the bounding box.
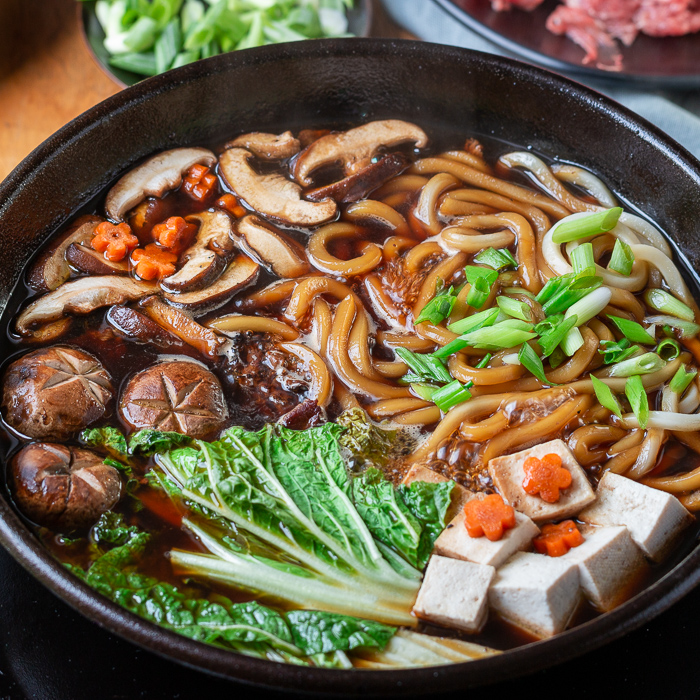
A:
[1,39,700,695]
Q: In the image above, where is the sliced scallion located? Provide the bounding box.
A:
[561,326,584,356]
[598,338,640,365]
[537,314,578,357]
[590,375,622,418]
[518,342,552,384]
[465,266,498,287]
[570,242,595,275]
[656,337,681,361]
[446,308,500,336]
[606,315,656,345]
[542,274,602,316]
[432,380,472,412]
[625,375,649,429]
[501,353,521,365]
[608,239,634,276]
[473,247,518,270]
[536,274,573,305]
[415,287,456,325]
[497,319,534,331]
[395,348,451,384]
[108,51,159,76]
[644,289,695,322]
[564,286,612,326]
[645,314,700,339]
[607,352,666,377]
[475,353,492,369]
[669,365,698,395]
[496,296,532,322]
[410,383,439,402]
[551,207,623,244]
[466,276,490,309]
[549,346,566,369]
[460,325,537,351]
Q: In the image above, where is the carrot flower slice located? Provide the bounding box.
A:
[152,216,197,253]
[183,163,218,202]
[533,520,584,557]
[522,453,572,503]
[91,221,139,262]
[464,493,516,542]
[131,244,178,281]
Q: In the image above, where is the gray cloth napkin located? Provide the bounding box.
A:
[381,0,700,161]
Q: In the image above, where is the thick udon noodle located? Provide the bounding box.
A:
[229,143,700,508]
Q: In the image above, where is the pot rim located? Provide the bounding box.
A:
[1,38,700,695]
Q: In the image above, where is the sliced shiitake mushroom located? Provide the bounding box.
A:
[15,276,157,336]
[12,443,122,531]
[139,296,229,360]
[106,305,185,350]
[226,131,300,160]
[293,120,428,186]
[305,153,408,204]
[105,147,217,221]
[160,210,235,294]
[27,216,101,292]
[235,215,309,278]
[162,254,260,315]
[66,243,129,275]
[219,148,336,227]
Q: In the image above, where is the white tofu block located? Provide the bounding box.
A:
[562,525,648,611]
[413,555,495,633]
[488,551,581,638]
[434,508,540,569]
[579,472,694,562]
[402,464,476,521]
[488,439,596,522]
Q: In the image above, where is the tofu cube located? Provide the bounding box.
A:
[562,525,648,611]
[488,439,596,522]
[412,555,495,633]
[434,507,540,569]
[402,464,476,521]
[489,551,581,638]
[579,471,693,562]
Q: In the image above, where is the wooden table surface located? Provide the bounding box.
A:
[0,0,409,181]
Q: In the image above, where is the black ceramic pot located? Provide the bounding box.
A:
[1,39,700,696]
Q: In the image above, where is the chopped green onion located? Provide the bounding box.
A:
[561,327,584,356]
[662,325,675,338]
[496,296,532,322]
[473,247,518,270]
[474,354,492,370]
[459,326,537,351]
[466,276,490,309]
[645,314,700,339]
[171,50,199,68]
[534,314,564,335]
[606,315,656,345]
[395,348,451,384]
[542,274,602,316]
[607,352,666,377]
[570,242,595,275]
[415,287,456,325]
[551,207,623,244]
[108,51,158,76]
[447,308,500,336]
[465,266,498,287]
[518,342,553,384]
[644,289,695,322]
[608,239,634,276]
[656,338,681,361]
[549,346,566,369]
[564,286,612,326]
[432,380,472,412]
[501,353,521,365]
[669,365,697,395]
[537,315,579,357]
[154,18,182,74]
[625,375,649,429]
[590,375,622,418]
[598,338,640,365]
[497,319,534,331]
[536,274,573,305]
[410,383,439,402]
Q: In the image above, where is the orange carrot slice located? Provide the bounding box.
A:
[522,453,572,503]
[464,493,516,541]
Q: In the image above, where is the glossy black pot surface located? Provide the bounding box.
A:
[1,39,700,695]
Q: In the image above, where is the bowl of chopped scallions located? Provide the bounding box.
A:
[79,0,367,86]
